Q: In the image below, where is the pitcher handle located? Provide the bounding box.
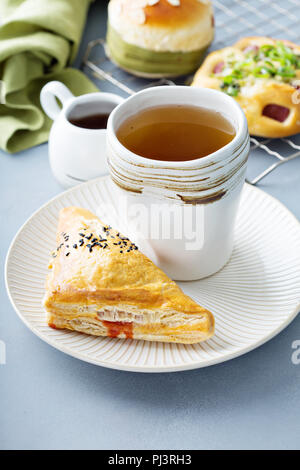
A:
[40,81,74,120]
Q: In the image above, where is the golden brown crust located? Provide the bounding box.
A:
[43,207,214,344]
[144,0,211,28]
[234,36,300,55]
[192,36,300,138]
[108,0,214,53]
[109,0,212,29]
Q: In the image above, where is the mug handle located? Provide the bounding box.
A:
[40,81,74,120]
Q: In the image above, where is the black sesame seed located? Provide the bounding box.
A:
[73,244,77,249]
[120,250,123,253]
[79,233,85,237]
[91,238,97,243]
[79,239,84,246]
[85,233,93,240]
[86,244,91,248]
[66,252,70,256]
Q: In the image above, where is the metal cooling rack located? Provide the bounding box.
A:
[81,0,300,185]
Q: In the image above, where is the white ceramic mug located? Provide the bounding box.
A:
[40,81,124,188]
[107,86,250,280]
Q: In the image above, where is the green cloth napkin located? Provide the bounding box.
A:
[0,0,99,153]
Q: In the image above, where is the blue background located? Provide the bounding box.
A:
[1,1,300,449]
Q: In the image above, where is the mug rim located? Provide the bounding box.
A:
[107,86,249,168]
[62,92,124,133]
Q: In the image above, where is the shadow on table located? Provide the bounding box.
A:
[45,312,300,415]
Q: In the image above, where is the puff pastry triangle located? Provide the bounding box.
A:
[43,207,214,344]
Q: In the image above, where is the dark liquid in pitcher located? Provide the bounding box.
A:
[117,105,235,161]
[69,113,110,129]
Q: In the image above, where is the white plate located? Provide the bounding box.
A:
[5,177,300,372]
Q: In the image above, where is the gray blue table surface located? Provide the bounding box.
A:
[1,1,300,450]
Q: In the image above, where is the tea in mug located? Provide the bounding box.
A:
[117,105,235,162]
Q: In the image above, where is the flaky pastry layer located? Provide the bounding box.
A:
[43,207,214,344]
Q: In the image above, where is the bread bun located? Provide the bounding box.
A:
[107,0,214,77]
[192,37,300,138]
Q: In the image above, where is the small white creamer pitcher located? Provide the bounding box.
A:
[40,81,124,188]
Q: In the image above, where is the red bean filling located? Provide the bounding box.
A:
[213,61,224,74]
[262,104,290,122]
